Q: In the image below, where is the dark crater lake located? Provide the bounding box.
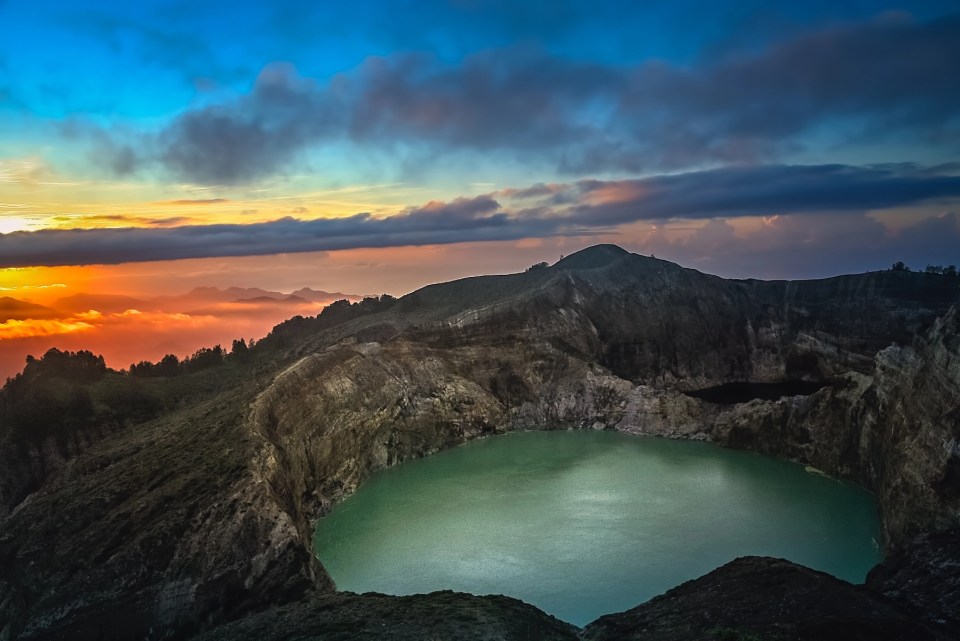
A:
[314,431,881,625]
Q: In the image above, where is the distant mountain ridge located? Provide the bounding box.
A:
[0,296,59,321]
[52,293,148,314]
[151,286,361,308]
[0,286,363,319]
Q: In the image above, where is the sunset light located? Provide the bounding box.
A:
[1,2,958,639]
[0,217,34,234]
[0,1,956,378]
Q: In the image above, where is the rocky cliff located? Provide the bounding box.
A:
[1,245,957,640]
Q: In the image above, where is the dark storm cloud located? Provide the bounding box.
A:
[158,63,343,184]
[136,13,960,184]
[561,164,960,225]
[4,163,959,268]
[589,12,960,171]
[152,49,619,184]
[341,48,619,149]
[0,194,557,267]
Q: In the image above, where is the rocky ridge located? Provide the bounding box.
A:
[1,244,958,640]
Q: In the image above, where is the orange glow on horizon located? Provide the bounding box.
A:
[0,217,882,379]
[0,238,584,378]
[0,317,96,340]
[0,159,437,236]
[0,265,104,304]
[0,216,34,234]
[0,302,328,379]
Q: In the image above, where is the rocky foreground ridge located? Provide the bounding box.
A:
[1,245,958,640]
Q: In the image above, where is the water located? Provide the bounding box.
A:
[314,431,882,626]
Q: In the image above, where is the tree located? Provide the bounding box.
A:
[526,262,549,272]
[182,345,225,373]
[890,261,911,272]
[0,351,102,441]
[157,354,181,376]
[129,353,180,377]
[14,348,107,384]
[230,338,250,362]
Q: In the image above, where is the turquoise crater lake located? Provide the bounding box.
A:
[314,431,881,625]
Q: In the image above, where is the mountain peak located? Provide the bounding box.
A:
[553,244,630,270]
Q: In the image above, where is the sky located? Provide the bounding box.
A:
[0,0,958,375]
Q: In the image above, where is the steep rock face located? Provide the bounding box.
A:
[249,343,509,553]
[1,245,958,639]
[867,528,960,630]
[689,305,960,545]
[243,253,957,622]
[243,250,959,638]
[392,251,954,388]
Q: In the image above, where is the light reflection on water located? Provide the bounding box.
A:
[314,430,881,626]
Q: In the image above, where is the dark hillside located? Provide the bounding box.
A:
[0,245,957,641]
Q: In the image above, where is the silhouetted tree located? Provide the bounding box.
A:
[129,353,181,377]
[890,261,911,272]
[157,354,180,376]
[230,338,250,362]
[182,345,225,373]
[0,349,105,441]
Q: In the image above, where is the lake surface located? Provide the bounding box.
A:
[314,430,881,625]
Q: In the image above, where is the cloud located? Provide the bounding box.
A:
[0,193,554,267]
[86,12,960,184]
[0,158,55,186]
[0,293,357,378]
[59,118,144,177]
[584,12,960,171]
[162,198,229,205]
[559,163,960,225]
[0,317,95,340]
[157,63,342,184]
[59,8,247,89]
[45,214,197,229]
[1,163,958,268]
